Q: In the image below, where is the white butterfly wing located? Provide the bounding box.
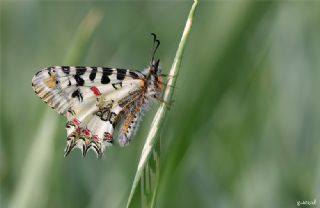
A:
[32,66,145,157]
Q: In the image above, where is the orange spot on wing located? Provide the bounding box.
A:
[157,76,163,90]
[140,80,145,87]
[123,125,129,131]
[44,74,57,88]
[122,114,134,133]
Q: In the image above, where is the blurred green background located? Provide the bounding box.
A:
[1,1,320,208]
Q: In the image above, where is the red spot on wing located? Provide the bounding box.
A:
[73,118,80,126]
[93,135,100,142]
[90,87,101,96]
[83,129,91,136]
[104,132,113,142]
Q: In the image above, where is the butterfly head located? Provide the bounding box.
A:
[150,59,161,76]
[145,58,163,100]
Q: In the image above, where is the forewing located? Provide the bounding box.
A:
[32,66,144,115]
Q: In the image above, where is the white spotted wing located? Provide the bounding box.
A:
[32,63,162,158]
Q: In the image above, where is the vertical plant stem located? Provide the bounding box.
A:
[126,1,198,207]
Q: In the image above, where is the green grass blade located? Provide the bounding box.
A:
[7,9,102,208]
[126,1,198,208]
[157,3,276,206]
[128,137,161,208]
[7,110,58,208]
[64,9,103,65]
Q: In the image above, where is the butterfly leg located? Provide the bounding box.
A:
[156,97,174,110]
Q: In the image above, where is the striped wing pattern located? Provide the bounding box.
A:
[32,66,153,158]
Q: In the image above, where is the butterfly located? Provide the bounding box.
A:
[32,33,163,158]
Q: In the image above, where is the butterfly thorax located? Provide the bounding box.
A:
[143,59,163,100]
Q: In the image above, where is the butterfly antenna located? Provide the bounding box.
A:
[150,33,160,65]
